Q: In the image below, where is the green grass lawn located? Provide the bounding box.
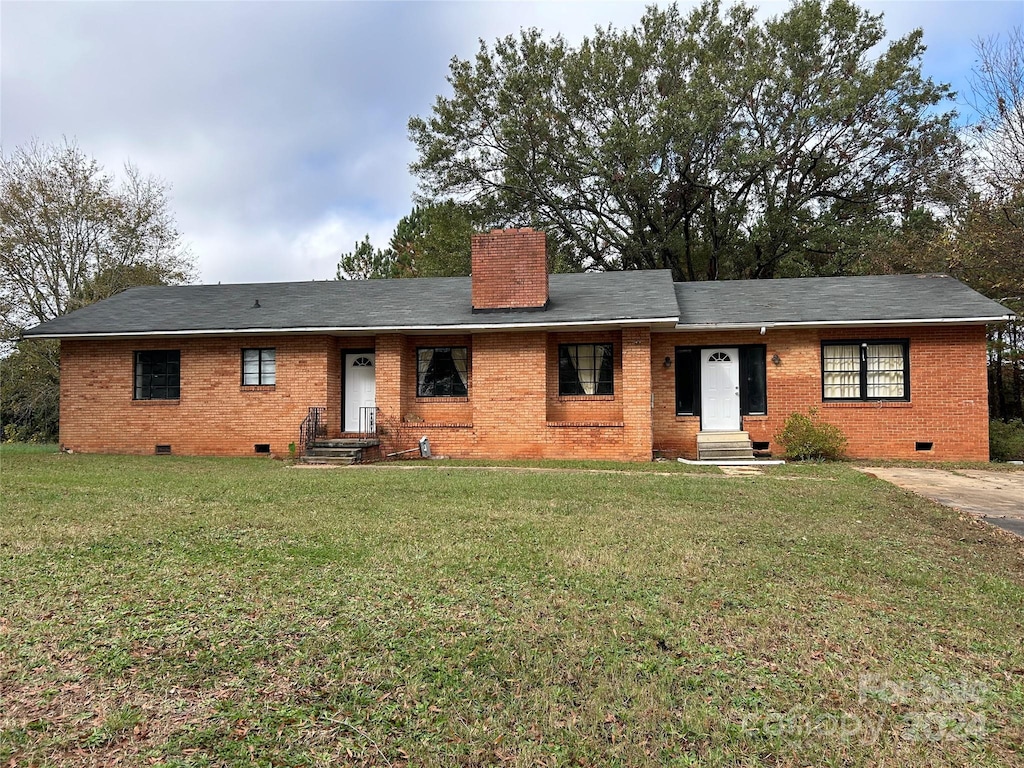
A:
[2,446,1022,767]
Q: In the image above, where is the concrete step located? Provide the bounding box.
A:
[699,447,756,460]
[312,439,379,449]
[306,446,363,457]
[696,442,753,454]
[697,430,749,443]
[298,455,357,466]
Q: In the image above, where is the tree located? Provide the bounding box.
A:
[966,27,1024,201]
[335,234,397,280]
[388,201,478,278]
[0,140,193,341]
[0,340,59,442]
[0,140,193,441]
[409,0,962,281]
[337,201,494,280]
[952,192,1023,420]
[960,28,1024,421]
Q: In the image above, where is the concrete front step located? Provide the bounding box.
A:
[306,446,363,457]
[697,430,753,460]
[312,439,380,449]
[299,455,357,466]
[299,438,381,465]
[699,448,756,460]
[698,441,753,451]
[696,430,748,443]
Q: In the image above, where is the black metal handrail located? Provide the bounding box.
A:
[358,406,379,435]
[299,406,325,451]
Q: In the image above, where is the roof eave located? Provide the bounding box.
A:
[673,315,1016,331]
[24,316,681,340]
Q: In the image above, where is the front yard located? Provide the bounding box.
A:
[1,446,1022,766]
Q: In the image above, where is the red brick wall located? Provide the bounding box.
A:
[400,334,473,426]
[471,229,548,310]
[545,331,623,424]
[371,329,649,461]
[59,323,990,462]
[60,336,333,456]
[650,325,990,461]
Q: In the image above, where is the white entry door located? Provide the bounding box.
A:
[344,353,376,432]
[700,348,740,431]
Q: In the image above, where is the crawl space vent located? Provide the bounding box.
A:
[155,444,172,455]
[915,441,934,452]
[752,441,770,451]
[254,444,271,454]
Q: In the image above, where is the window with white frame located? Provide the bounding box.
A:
[242,348,276,386]
[822,341,908,401]
[417,347,469,397]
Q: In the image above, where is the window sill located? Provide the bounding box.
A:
[131,399,180,406]
[547,421,624,428]
[415,396,469,403]
[822,400,911,408]
[557,394,615,402]
[241,385,276,392]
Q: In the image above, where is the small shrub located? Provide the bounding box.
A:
[775,408,848,461]
[990,419,1024,461]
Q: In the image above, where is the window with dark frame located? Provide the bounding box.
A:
[416,347,469,397]
[134,350,180,400]
[242,348,276,386]
[822,341,909,401]
[674,345,766,417]
[558,343,614,396]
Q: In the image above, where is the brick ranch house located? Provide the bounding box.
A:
[24,228,1015,462]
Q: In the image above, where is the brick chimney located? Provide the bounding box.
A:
[471,228,549,312]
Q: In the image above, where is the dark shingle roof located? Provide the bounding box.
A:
[674,274,1012,328]
[24,270,680,338]
[22,271,1013,339]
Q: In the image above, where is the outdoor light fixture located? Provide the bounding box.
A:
[771,353,781,366]
[663,356,672,368]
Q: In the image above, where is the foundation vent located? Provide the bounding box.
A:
[155,445,172,455]
[915,441,934,452]
[254,444,271,454]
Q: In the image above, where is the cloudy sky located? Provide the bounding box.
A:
[3,1,1021,285]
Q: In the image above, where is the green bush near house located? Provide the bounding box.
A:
[775,407,848,461]
[990,419,1024,461]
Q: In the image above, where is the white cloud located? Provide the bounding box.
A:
[185,210,397,285]
[3,0,1020,286]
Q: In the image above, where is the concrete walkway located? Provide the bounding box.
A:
[858,467,1024,538]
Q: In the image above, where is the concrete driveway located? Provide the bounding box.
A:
[858,467,1024,538]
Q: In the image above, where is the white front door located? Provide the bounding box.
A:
[701,348,740,431]
[344,353,376,432]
